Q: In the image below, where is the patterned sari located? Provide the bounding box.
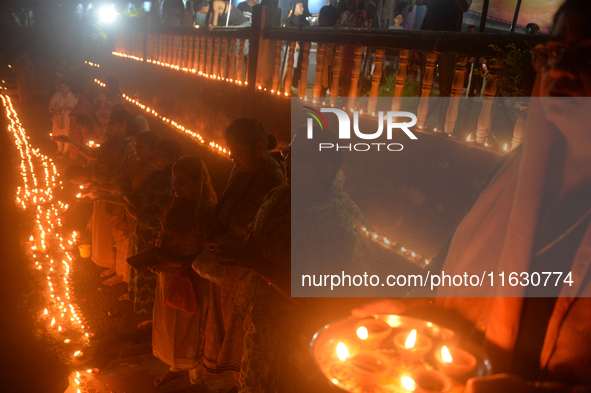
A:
[193,154,285,379]
[238,172,372,392]
[153,159,217,373]
[127,167,174,314]
[90,135,136,269]
[232,184,296,393]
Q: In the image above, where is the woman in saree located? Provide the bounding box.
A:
[88,131,162,288]
[354,0,591,390]
[68,86,93,160]
[217,129,373,392]
[192,117,285,386]
[150,156,217,387]
[126,139,181,317]
[49,80,77,156]
[53,109,137,272]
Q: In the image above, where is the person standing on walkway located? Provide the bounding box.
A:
[49,81,77,156]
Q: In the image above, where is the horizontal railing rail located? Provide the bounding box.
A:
[263,27,546,57]
[150,25,254,39]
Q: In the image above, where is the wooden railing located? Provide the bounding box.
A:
[112,6,546,148]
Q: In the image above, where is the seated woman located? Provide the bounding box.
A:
[150,156,217,387]
[355,0,591,390]
[192,118,284,387]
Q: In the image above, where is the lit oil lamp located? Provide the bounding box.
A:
[402,375,416,391]
[435,346,476,378]
[393,329,433,361]
[348,351,391,388]
[355,318,392,347]
[404,370,452,393]
[336,340,360,361]
[87,368,99,375]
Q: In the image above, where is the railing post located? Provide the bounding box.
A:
[444,55,468,135]
[229,38,237,80]
[153,33,158,61]
[237,40,245,81]
[298,42,311,98]
[182,35,188,67]
[313,43,326,98]
[172,34,178,65]
[213,37,221,77]
[149,32,155,61]
[158,34,164,62]
[476,59,500,143]
[392,49,410,111]
[368,48,385,114]
[189,36,196,70]
[416,51,439,128]
[253,4,280,90]
[220,38,228,79]
[284,41,296,95]
[172,34,177,65]
[167,34,173,64]
[330,45,343,105]
[348,45,364,109]
[144,20,149,62]
[199,36,206,73]
[206,36,213,75]
[176,35,183,66]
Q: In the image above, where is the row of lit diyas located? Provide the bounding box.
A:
[326,318,477,392]
[112,51,251,88]
[83,60,100,68]
[66,368,100,393]
[112,50,509,153]
[1,93,97,370]
[114,51,295,97]
[92,77,232,157]
[361,226,431,267]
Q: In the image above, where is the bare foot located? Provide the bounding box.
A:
[137,320,152,330]
[154,369,184,387]
[118,293,130,301]
[102,275,123,286]
[100,268,116,278]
